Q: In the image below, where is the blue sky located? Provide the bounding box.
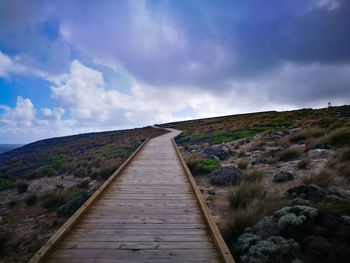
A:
[0,0,349,143]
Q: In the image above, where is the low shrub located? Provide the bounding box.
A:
[302,169,335,188]
[0,179,14,191]
[278,148,302,162]
[297,158,310,169]
[188,158,221,175]
[25,194,37,206]
[77,179,90,189]
[16,182,28,193]
[41,192,67,212]
[288,132,307,143]
[229,182,266,209]
[273,171,294,183]
[237,159,249,170]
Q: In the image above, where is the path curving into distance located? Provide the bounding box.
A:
[30,129,234,263]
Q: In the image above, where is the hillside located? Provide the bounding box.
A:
[0,126,167,262]
[162,105,350,263]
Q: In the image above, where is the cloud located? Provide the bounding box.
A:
[0,96,35,126]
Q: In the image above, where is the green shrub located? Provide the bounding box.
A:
[41,192,66,211]
[273,171,294,183]
[278,148,302,161]
[0,179,14,191]
[188,158,221,175]
[229,182,266,209]
[275,205,318,231]
[77,179,90,189]
[236,233,300,263]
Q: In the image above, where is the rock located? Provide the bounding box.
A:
[207,155,220,162]
[209,166,242,186]
[56,193,91,217]
[248,146,257,152]
[311,142,333,150]
[266,147,281,157]
[307,149,335,159]
[207,189,216,195]
[204,145,233,160]
[251,158,267,165]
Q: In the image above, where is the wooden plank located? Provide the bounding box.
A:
[29,138,151,263]
[64,234,211,242]
[49,248,219,260]
[172,137,235,263]
[70,228,208,235]
[58,241,215,250]
[76,223,208,229]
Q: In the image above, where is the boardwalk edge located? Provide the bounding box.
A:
[171,137,236,263]
[28,138,150,263]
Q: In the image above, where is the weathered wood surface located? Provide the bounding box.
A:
[31,129,234,262]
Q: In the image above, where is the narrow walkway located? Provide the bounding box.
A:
[43,130,224,262]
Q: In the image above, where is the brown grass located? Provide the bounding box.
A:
[237,159,249,170]
[277,147,303,161]
[228,182,266,209]
[302,168,336,188]
[298,158,310,170]
[243,169,265,183]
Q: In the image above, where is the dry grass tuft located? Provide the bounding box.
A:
[243,169,265,183]
[302,168,336,188]
[278,147,303,162]
[297,158,310,169]
[237,159,249,170]
[229,182,266,209]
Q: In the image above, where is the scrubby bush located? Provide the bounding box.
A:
[188,158,221,175]
[229,182,266,209]
[273,171,294,183]
[275,205,318,231]
[209,166,241,185]
[77,178,90,189]
[25,194,37,206]
[302,169,335,188]
[16,182,28,193]
[236,233,300,263]
[41,192,67,211]
[0,179,14,191]
[278,148,302,161]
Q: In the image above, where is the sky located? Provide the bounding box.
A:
[0,0,349,144]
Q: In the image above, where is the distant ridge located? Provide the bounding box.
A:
[0,144,23,154]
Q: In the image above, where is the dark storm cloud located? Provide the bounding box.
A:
[0,0,349,105]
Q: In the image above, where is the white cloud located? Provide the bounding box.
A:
[317,0,340,11]
[0,50,48,78]
[0,96,35,126]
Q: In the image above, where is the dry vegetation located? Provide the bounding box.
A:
[0,126,167,262]
[164,105,350,262]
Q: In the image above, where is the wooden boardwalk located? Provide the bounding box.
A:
[30,129,234,263]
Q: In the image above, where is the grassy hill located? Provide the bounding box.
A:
[161,105,350,262]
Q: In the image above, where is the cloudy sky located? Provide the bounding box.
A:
[0,0,349,143]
